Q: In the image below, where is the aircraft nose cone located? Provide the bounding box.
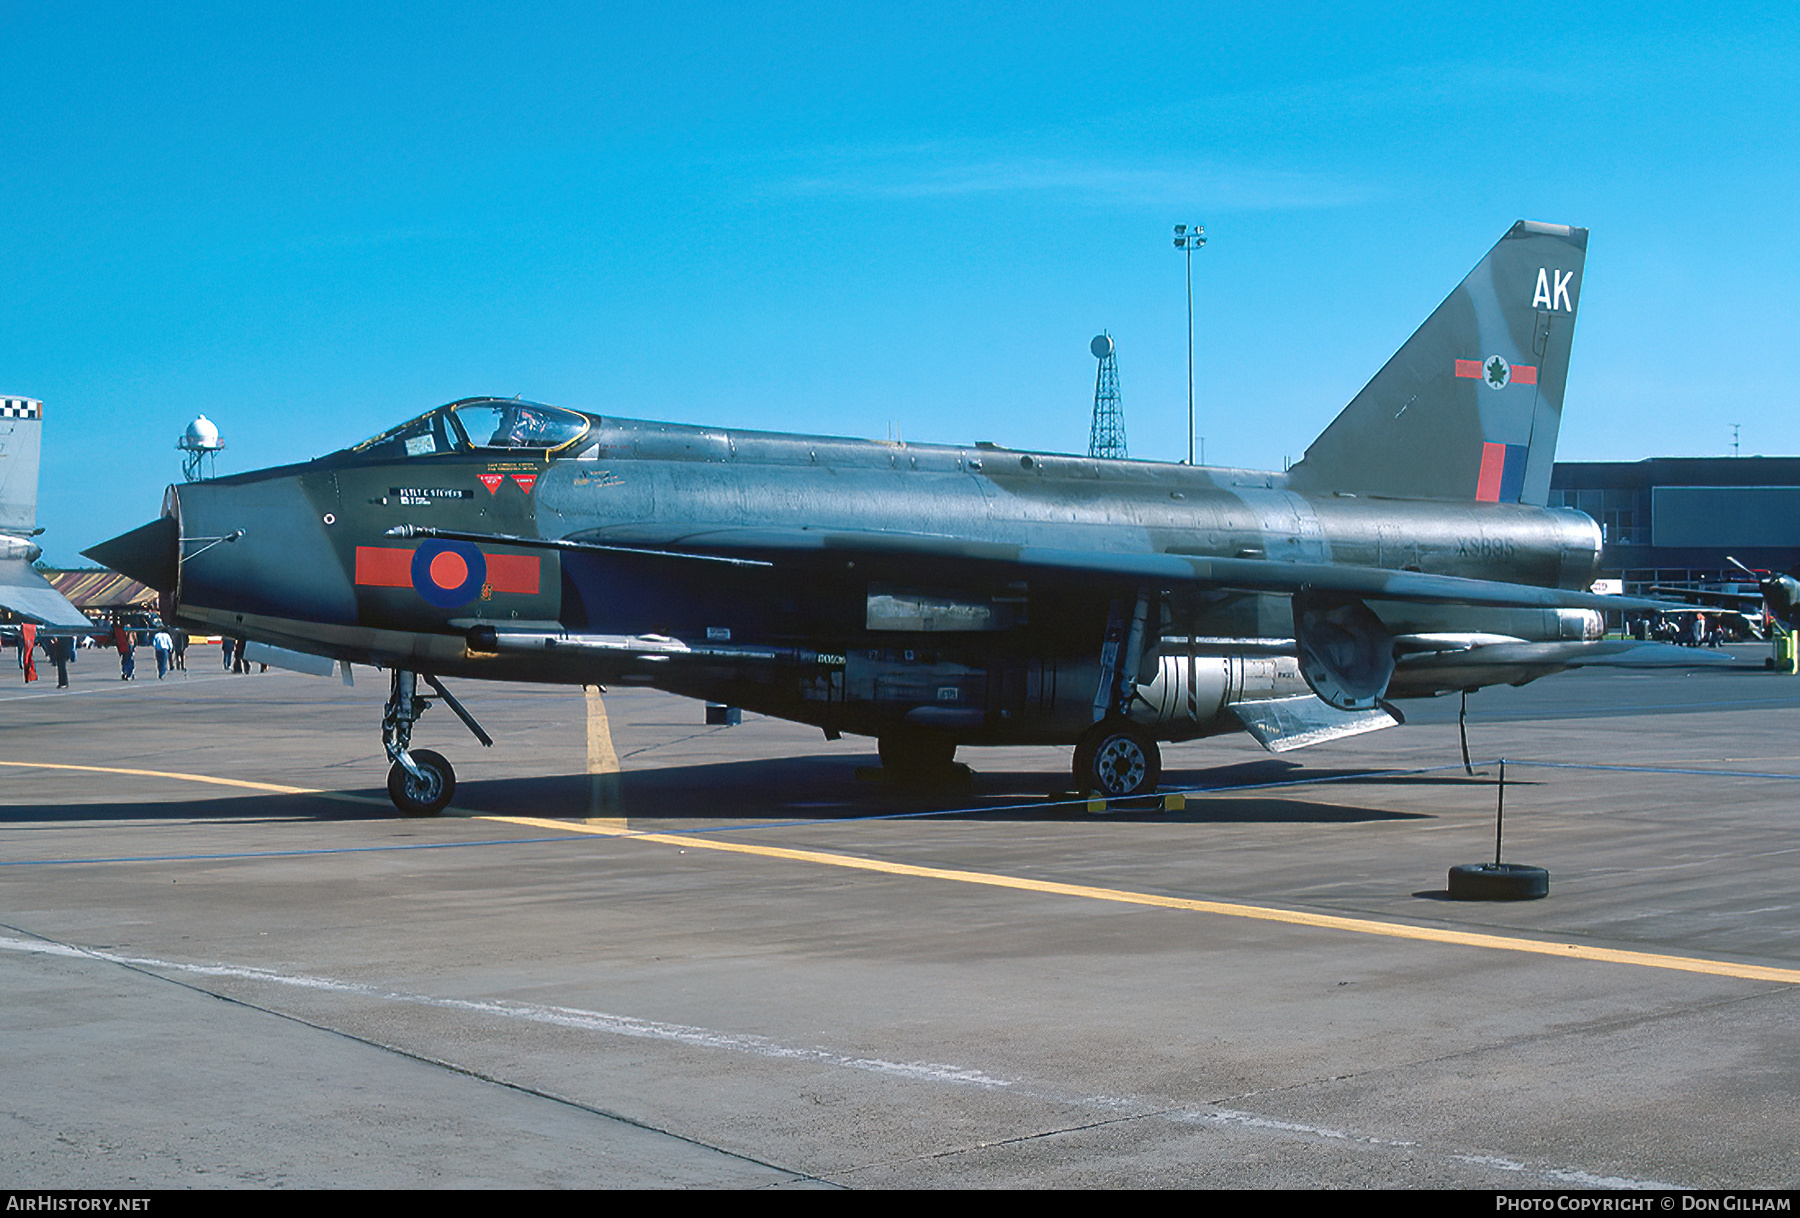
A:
[83,517,178,593]
[1770,575,1800,627]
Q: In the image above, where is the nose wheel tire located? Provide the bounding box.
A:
[387,748,456,816]
[1073,719,1161,799]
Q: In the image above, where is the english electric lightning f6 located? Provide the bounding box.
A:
[91,221,1678,814]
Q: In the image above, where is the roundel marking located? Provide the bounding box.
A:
[411,539,487,608]
[1483,355,1511,389]
[430,550,468,588]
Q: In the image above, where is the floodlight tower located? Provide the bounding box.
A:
[177,415,225,482]
[1088,332,1127,459]
[1173,222,1206,464]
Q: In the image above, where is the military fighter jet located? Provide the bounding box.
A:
[1651,558,1800,635]
[0,396,94,632]
[89,220,1682,814]
[1650,558,1800,655]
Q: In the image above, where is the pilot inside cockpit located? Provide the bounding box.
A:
[347,399,592,461]
[489,406,552,447]
[445,399,590,451]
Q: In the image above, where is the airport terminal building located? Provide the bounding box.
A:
[1550,456,1800,593]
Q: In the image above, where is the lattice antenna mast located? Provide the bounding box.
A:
[1088,332,1127,459]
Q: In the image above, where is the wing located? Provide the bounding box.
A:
[0,558,93,629]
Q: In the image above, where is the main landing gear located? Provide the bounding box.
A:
[1073,588,1163,800]
[1073,717,1161,799]
[382,669,493,816]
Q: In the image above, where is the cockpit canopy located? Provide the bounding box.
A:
[349,398,594,462]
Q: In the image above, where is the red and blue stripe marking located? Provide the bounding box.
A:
[1475,442,1529,503]
[354,544,540,608]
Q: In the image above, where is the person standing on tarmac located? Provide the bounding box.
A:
[17,623,38,683]
[115,623,135,681]
[152,627,173,679]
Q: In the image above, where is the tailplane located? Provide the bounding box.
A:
[1285,221,1587,505]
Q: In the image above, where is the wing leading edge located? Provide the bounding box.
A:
[0,559,93,629]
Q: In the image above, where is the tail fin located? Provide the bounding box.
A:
[0,395,91,629]
[0,396,43,533]
[1285,221,1587,505]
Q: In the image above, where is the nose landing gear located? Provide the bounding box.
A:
[389,747,455,816]
[382,669,492,816]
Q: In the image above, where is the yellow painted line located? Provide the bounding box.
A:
[10,759,1797,987]
[585,686,620,774]
[0,760,390,807]
[584,686,626,830]
[481,814,1800,987]
[488,814,630,836]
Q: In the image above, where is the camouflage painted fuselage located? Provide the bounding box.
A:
[93,220,1632,758]
[162,413,1601,745]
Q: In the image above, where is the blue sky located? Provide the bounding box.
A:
[5,2,1796,564]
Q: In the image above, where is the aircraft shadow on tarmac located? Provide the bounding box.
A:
[449,754,1440,825]
[0,755,1498,827]
[0,794,388,825]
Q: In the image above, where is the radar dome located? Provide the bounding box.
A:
[182,415,223,450]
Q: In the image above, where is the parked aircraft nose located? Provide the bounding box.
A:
[153,474,357,627]
[83,514,178,593]
[1768,574,1800,626]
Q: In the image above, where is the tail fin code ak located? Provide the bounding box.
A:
[1285,221,1587,506]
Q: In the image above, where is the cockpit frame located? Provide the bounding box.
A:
[348,398,594,462]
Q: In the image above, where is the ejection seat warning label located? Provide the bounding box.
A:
[391,487,474,505]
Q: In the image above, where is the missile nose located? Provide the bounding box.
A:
[83,517,179,593]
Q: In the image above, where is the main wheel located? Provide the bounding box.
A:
[1073,719,1161,798]
[387,748,456,816]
